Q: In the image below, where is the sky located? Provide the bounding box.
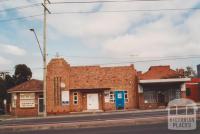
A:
[0,0,200,80]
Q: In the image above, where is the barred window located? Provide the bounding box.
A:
[144,91,156,103]
[124,91,128,103]
[109,91,115,103]
[73,92,78,105]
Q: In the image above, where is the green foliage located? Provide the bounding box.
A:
[186,88,191,96]
[0,64,32,108]
[14,64,32,85]
[184,66,197,78]
[0,75,14,108]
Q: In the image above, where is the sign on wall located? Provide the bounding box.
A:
[62,91,69,105]
[104,90,110,103]
[20,93,35,100]
[20,93,35,108]
[20,100,35,108]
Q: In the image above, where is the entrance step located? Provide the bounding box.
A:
[83,110,103,113]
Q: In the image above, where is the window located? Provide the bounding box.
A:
[175,89,181,99]
[20,93,35,108]
[109,91,115,103]
[12,93,17,108]
[144,91,156,103]
[104,90,110,103]
[124,91,128,103]
[53,76,62,106]
[186,88,191,96]
[73,92,78,105]
[62,91,69,105]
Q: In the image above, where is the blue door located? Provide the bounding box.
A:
[115,91,125,109]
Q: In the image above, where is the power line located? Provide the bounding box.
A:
[50,0,165,4]
[52,7,200,15]
[51,54,200,65]
[48,53,200,60]
[1,7,200,23]
[0,0,167,13]
[0,3,41,13]
[0,0,172,13]
[95,56,200,66]
[0,67,43,72]
[1,56,199,72]
[47,53,138,59]
[0,0,11,3]
[0,14,43,22]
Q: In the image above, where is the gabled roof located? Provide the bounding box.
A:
[139,65,182,80]
[7,79,43,93]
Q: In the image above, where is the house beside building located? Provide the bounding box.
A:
[7,58,195,117]
[186,78,200,102]
[138,66,190,109]
[8,79,43,117]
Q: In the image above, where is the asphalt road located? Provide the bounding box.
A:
[3,121,200,134]
[0,110,169,127]
[1,109,200,127]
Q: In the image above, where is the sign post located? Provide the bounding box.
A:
[3,99,7,114]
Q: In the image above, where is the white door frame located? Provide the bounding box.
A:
[87,93,99,110]
[38,97,44,115]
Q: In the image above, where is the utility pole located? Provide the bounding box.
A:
[0,72,9,80]
[43,0,51,117]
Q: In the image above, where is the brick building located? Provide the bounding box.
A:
[186,78,200,102]
[46,58,138,114]
[8,58,192,117]
[8,79,43,117]
[138,66,190,109]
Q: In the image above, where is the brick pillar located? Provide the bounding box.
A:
[138,84,144,109]
[181,83,186,98]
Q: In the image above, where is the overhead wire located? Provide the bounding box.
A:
[0,7,200,23]
[49,0,167,4]
[84,56,200,66]
[52,7,200,15]
[0,3,42,13]
[0,67,43,72]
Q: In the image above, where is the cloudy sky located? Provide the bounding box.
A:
[0,0,200,79]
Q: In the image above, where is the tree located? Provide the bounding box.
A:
[0,64,32,110]
[184,66,197,78]
[14,64,32,85]
[0,77,6,108]
[0,74,15,108]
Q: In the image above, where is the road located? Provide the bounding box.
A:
[0,110,170,127]
[1,109,199,133]
[3,121,200,134]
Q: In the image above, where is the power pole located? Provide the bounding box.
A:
[43,0,51,117]
[0,72,9,80]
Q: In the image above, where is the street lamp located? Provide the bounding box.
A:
[30,28,47,117]
[29,29,44,58]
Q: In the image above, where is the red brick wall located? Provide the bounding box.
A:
[186,84,200,102]
[46,58,138,114]
[46,58,70,114]
[186,78,200,102]
[10,92,41,117]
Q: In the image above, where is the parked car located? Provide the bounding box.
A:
[0,108,5,115]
